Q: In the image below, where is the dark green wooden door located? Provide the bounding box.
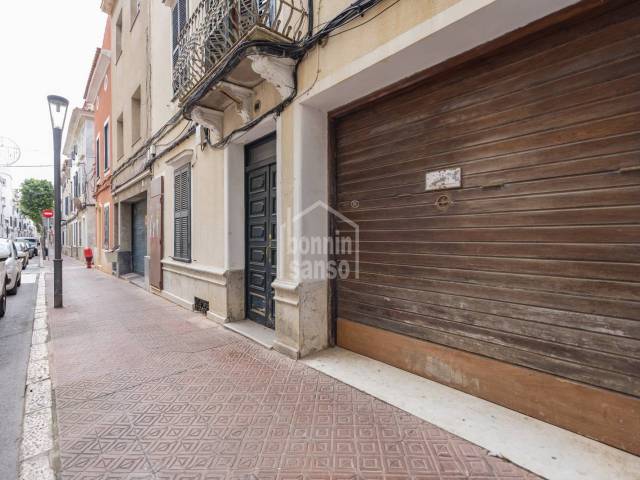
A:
[245,135,277,329]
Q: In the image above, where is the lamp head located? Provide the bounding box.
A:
[47,95,69,130]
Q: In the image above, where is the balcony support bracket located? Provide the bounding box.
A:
[216,82,254,124]
[191,107,224,144]
[249,55,296,100]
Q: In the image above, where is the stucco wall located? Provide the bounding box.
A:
[110,0,150,172]
[94,18,114,274]
[149,1,175,134]
[150,123,227,317]
[299,0,460,90]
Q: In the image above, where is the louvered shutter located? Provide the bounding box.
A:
[96,138,100,178]
[172,0,188,67]
[174,164,191,260]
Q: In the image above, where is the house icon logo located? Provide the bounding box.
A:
[283,200,359,281]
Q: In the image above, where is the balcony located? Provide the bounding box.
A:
[172,0,309,105]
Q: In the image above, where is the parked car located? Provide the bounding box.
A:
[16,237,38,257]
[0,248,6,317]
[15,241,30,269]
[0,239,21,295]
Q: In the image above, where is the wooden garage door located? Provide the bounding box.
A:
[334,2,640,398]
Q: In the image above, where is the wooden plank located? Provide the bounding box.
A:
[338,133,640,185]
[339,148,640,194]
[347,269,640,326]
[338,114,640,190]
[353,225,640,244]
[355,240,640,263]
[338,287,640,357]
[334,2,640,134]
[339,279,640,339]
[348,259,640,301]
[338,302,640,387]
[346,250,640,283]
[338,48,640,145]
[339,181,640,217]
[340,206,640,229]
[337,318,640,456]
[339,91,640,167]
[338,63,640,157]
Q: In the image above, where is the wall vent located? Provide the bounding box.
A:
[194,297,209,314]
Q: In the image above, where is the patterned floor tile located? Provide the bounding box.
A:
[48,261,538,480]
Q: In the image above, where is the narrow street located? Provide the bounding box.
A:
[0,262,42,479]
[45,259,537,480]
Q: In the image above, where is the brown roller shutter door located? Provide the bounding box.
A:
[333,0,640,453]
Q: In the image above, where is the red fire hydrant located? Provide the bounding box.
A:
[83,247,94,269]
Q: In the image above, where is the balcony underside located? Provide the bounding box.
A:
[172,0,308,140]
[178,26,293,109]
[179,29,298,144]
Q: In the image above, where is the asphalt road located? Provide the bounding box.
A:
[0,261,40,480]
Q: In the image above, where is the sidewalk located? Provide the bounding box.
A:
[47,258,537,480]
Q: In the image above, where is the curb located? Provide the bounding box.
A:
[18,272,56,480]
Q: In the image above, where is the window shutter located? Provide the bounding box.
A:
[104,123,110,171]
[172,0,188,66]
[174,164,191,260]
[171,4,179,65]
[96,138,100,178]
[104,205,110,248]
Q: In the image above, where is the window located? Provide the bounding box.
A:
[104,122,111,172]
[131,86,141,145]
[96,136,101,178]
[103,204,110,249]
[104,122,110,170]
[116,114,124,160]
[115,10,123,60]
[171,0,188,67]
[173,164,191,261]
[130,0,141,28]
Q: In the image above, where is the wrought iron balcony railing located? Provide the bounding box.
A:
[173,0,309,101]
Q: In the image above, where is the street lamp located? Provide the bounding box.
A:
[47,95,69,308]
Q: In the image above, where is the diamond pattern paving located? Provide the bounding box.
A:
[47,260,538,479]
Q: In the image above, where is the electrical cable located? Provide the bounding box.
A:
[328,0,400,38]
[128,0,390,166]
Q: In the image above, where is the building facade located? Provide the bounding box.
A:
[62,109,96,259]
[100,0,153,281]
[0,173,36,239]
[95,0,639,456]
[85,20,115,274]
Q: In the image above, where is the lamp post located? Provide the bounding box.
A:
[47,95,69,308]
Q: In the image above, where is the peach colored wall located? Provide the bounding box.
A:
[95,18,114,269]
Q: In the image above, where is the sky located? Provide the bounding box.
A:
[0,0,106,191]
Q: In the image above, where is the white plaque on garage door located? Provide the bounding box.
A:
[425,167,461,191]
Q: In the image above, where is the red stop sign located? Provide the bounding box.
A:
[42,209,54,218]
